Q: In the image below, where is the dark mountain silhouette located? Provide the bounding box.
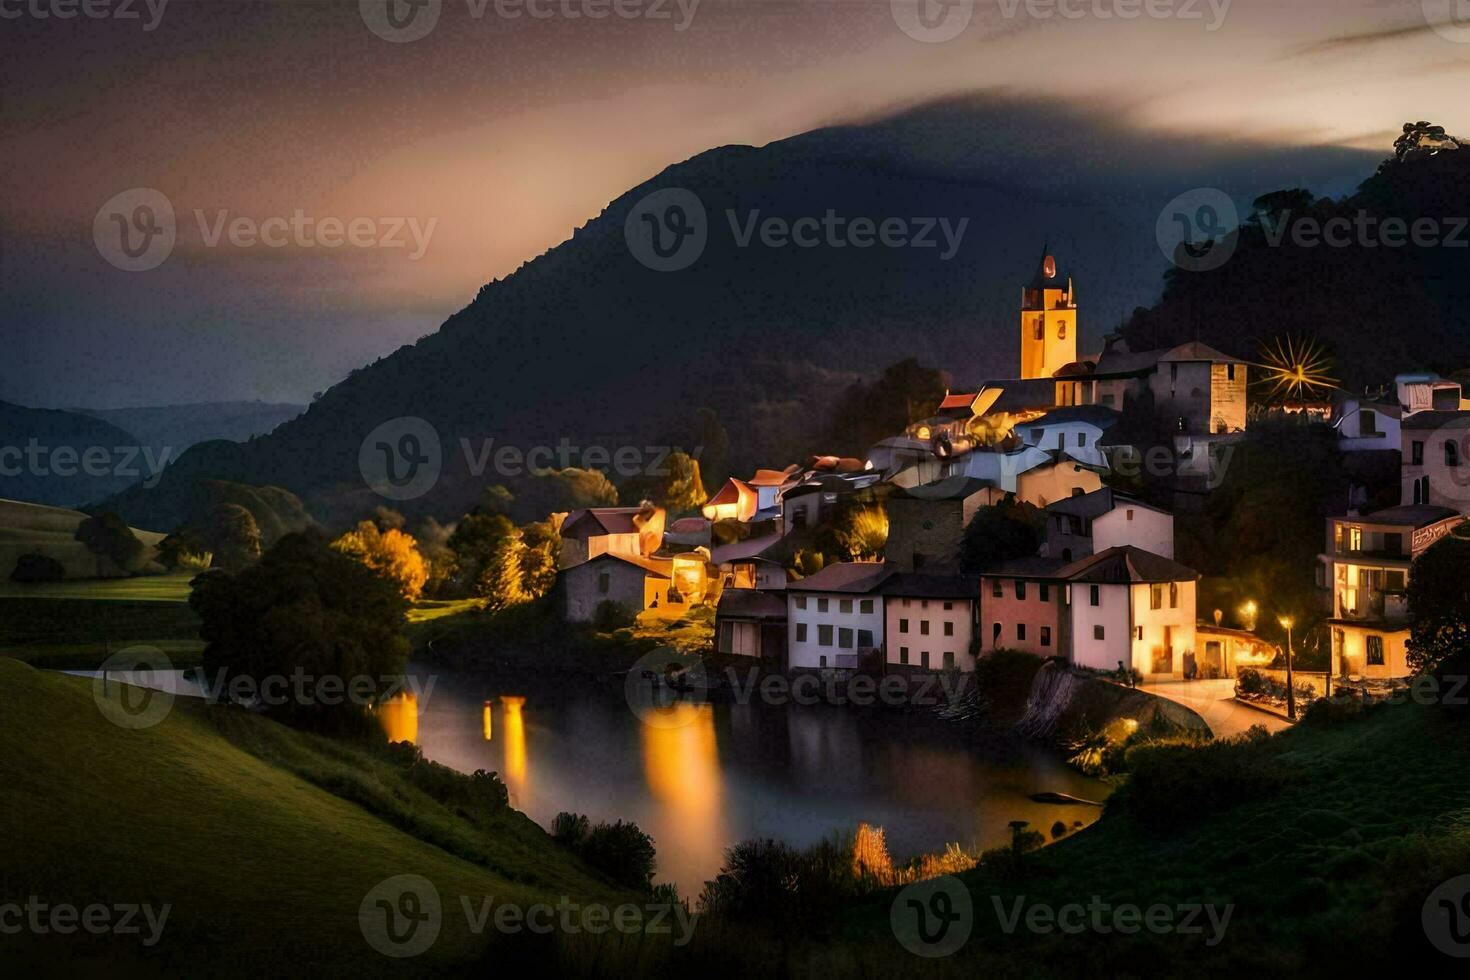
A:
[1120,139,1470,386]
[92,94,1387,525]
[0,402,149,507]
[71,401,306,465]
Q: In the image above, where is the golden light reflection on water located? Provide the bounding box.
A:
[482,701,493,741]
[640,702,726,875]
[500,696,527,806]
[375,692,418,745]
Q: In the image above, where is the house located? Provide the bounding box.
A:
[1056,337,1249,437]
[1317,504,1463,678]
[785,562,893,671]
[1335,395,1402,453]
[701,477,760,523]
[715,589,788,663]
[1043,488,1174,562]
[1014,405,1120,469]
[977,557,1067,657]
[1194,624,1275,679]
[1397,371,1468,415]
[718,556,787,591]
[563,552,675,622]
[881,572,981,672]
[1061,546,1201,680]
[560,505,665,568]
[884,476,995,571]
[781,470,881,529]
[1401,410,1470,509]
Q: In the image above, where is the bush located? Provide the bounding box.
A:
[10,553,64,583]
[1114,725,1284,830]
[592,599,638,631]
[550,812,656,891]
[551,811,589,847]
[382,741,509,822]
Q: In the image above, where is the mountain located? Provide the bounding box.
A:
[94,94,1385,526]
[0,401,152,508]
[71,401,306,466]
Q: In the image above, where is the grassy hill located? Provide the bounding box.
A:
[0,497,165,580]
[0,660,647,975]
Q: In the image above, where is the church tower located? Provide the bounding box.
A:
[1019,244,1077,379]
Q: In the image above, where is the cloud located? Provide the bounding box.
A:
[1287,20,1448,57]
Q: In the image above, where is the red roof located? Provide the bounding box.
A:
[939,392,977,411]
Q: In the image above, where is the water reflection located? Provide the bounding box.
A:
[376,691,418,745]
[500,696,527,806]
[640,702,726,881]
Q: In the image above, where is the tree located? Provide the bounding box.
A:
[74,512,144,574]
[475,534,530,612]
[11,553,65,583]
[696,407,730,494]
[832,505,888,560]
[518,516,561,598]
[1406,531,1470,678]
[331,520,430,601]
[189,531,410,726]
[826,358,945,457]
[208,503,261,572]
[446,511,517,589]
[959,501,1040,572]
[156,528,211,571]
[620,450,706,511]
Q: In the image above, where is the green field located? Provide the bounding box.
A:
[0,660,655,975]
[0,581,203,670]
[0,571,196,601]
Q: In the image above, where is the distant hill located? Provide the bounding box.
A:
[0,401,150,508]
[0,498,164,580]
[96,464,316,543]
[72,401,305,465]
[121,95,1378,525]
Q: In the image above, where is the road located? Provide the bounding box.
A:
[1135,678,1293,738]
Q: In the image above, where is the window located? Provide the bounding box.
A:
[795,596,807,610]
[1150,585,1163,610]
[1384,533,1403,555]
[943,621,954,637]
[1090,585,1100,606]
[1015,623,1027,641]
[1041,626,1051,647]
[1227,363,1236,381]
[1033,319,1044,341]
[1348,526,1362,552]
[943,601,953,610]
[921,651,931,669]
[1093,625,1105,640]
[1136,626,1144,641]
[902,598,911,607]
[899,618,910,634]
[858,629,873,649]
[1076,432,1086,448]
[839,599,853,614]
[839,628,854,649]
[1448,441,1461,468]
[860,599,874,614]
[1063,548,1073,562]
[817,598,829,613]
[1169,582,1179,609]
[1016,581,1027,601]
[1040,583,1050,602]
[1126,509,1135,521]
[818,625,833,646]
[1412,441,1424,466]
[820,655,828,668]
[795,623,808,642]
[1057,322,1067,339]
[597,571,610,594]
[920,621,930,636]
[900,647,909,665]
[943,652,955,669]
[992,579,1003,598]
[992,623,1001,642]
[1366,635,1385,666]
[1361,410,1379,436]
[921,600,929,609]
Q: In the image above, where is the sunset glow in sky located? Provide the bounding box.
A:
[4,0,1467,407]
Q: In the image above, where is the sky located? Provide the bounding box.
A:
[3,0,1468,408]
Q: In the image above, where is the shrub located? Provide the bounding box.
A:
[592,599,638,632]
[579,820,657,892]
[1114,725,1284,830]
[10,553,64,583]
[551,811,590,847]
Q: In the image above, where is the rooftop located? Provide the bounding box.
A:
[1401,410,1470,430]
[978,556,1069,579]
[1335,504,1462,529]
[880,571,980,599]
[563,506,656,536]
[582,552,672,577]
[717,589,788,620]
[787,561,894,594]
[1046,487,1170,520]
[1058,545,1199,584]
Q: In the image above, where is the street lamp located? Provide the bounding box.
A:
[1279,615,1296,721]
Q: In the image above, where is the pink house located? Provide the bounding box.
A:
[978,557,1068,657]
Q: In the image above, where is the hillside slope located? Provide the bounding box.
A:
[0,402,149,507]
[0,497,164,579]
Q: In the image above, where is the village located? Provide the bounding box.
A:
[556,246,1470,714]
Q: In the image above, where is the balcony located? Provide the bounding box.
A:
[1336,589,1410,624]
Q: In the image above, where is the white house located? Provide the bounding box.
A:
[1335,395,1402,453]
[1044,489,1173,562]
[1397,372,1467,415]
[1061,546,1200,680]
[785,562,893,671]
[1014,405,1120,469]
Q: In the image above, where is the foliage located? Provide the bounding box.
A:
[698,836,859,933]
[549,813,656,892]
[826,358,945,457]
[1112,725,1285,831]
[789,548,826,578]
[189,531,410,725]
[331,520,430,601]
[592,599,638,631]
[620,450,706,512]
[73,512,144,573]
[831,504,888,560]
[1406,533,1470,681]
[446,511,517,589]
[10,553,65,583]
[207,503,262,572]
[156,527,212,571]
[695,407,730,494]
[958,500,1040,572]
